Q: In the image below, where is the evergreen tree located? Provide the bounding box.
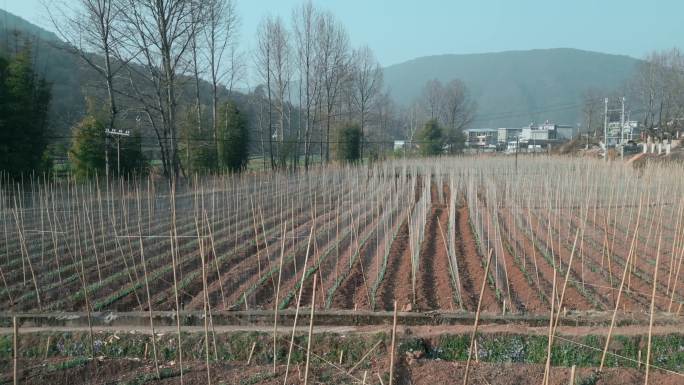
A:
[0,46,52,177]
[69,116,106,179]
[444,128,467,154]
[179,110,218,174]
[416,119,445,156]
[69,114,147,179]
[218,101,249,172]
[118,130,148,176]
[334,123,362,163]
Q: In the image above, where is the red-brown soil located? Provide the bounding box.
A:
[454,205,501,313]
[521,208,596,311]
[414,183,456,311]
[477,197,547,314]
[375,219,415,311]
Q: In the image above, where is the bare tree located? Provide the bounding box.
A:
[292,1,320,170]
[120,0,200,178]
[421,79,444,120]
[255,16,276,169]
[581,89,602,138]
[441,79,475,132]
[203,0,240,154]
[269,17,292,167]
[631,49,684,136]
[316,11,350,163]
[189,4,204,134]
[351,45,382,158]
[46,0,126,179]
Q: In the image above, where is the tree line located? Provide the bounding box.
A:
[0,42,52,178]
[581,48,684,142]
[42,0,394,178]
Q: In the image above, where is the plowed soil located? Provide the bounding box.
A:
[414,183,456,311]
[375,219,415,311]
[454,205,501,313]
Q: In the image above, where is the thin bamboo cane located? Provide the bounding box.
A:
[13,316,18,385]
[600,198,643,372]
[644,232,662,385]
[389,299,398,385]
[304,276,317,385]
[283,225,315,385]
[542,269,557,385]
[463,248,494,385]
[273,221,287,373]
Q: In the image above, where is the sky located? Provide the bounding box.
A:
[2,0,684,67]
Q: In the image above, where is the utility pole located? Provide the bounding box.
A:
[515,135,519,173]
[105,129,131,176]
[620,97,626,144]
[604,98,608,162]
[105,136,110,181]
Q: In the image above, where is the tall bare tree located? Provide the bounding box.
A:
[120,0,200,177]
[316,11,350,163]
[269,17,292,167]
[203,0,240,154]
[255,16,276,169]
[292,1,320,170]
[351,45,382,158]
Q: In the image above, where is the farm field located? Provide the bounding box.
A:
[0,156,683,384]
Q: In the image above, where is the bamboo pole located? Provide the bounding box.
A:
[138,209,159,379]
[204,212,226,308]
[553,230,579,335]
[273,222,287,373]
[348,340,383,375]
[197,213,212,385]
[13,316,18,385]
[304,276,317,385]
[438,220,463,309]
[463,248,494,385]
[669,244,684,312]
[283,225,315,385]
[644,233,662,385]
[542,269,557,385]
[44,335,51,360]
[569,364,576,385]
[600,198,642,372]
[170,185,184,385]
[247,341,257,365]
[12,208,41,310]
[389,299,398,385]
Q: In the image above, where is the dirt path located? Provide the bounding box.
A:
[3,323,683,337]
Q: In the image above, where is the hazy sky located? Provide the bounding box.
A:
[2,0,683,66]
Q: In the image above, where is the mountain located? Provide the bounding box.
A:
[383,48,641,128]
[0,8,61,42]
[0,8,257,152]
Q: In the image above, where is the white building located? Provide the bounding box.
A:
[520,122,576,143]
